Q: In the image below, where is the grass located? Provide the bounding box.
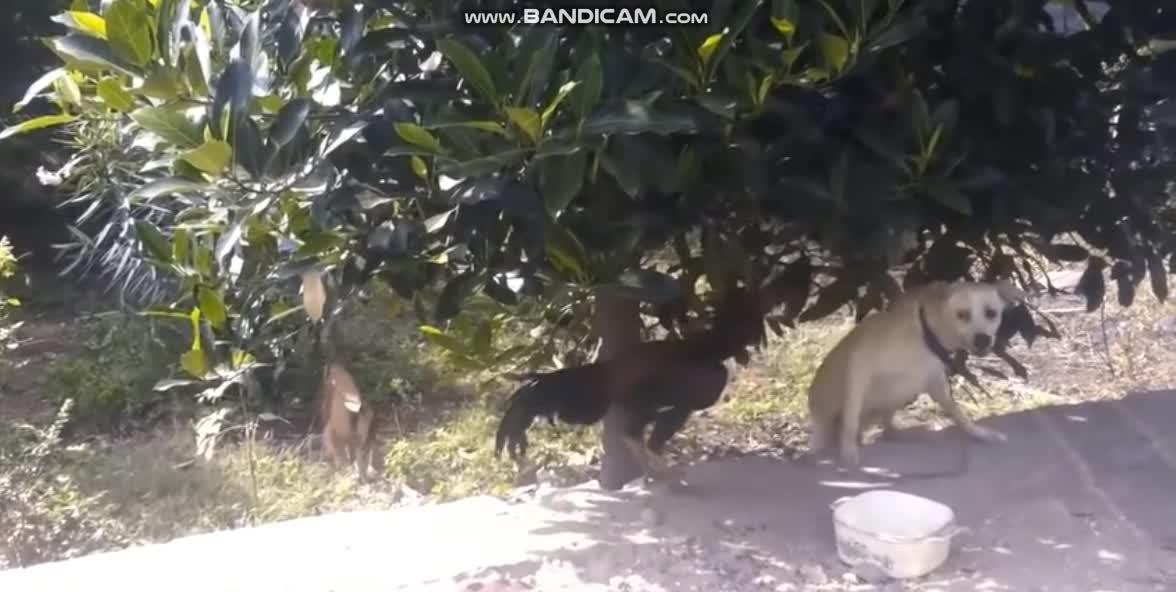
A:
[3,258,1176,569]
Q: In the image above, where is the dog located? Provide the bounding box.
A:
[806,279,1026,468]
[319,361,382,480]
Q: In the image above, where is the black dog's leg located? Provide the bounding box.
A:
[648,407,692,454]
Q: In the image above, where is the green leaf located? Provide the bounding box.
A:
[173,227,190,264]
[138,67,183,100]
[517,26,558,107]
[572,51,603,124]
[571,101,698,137]
[180,349,208,378]
[816,0,852,39]
[705,0,764,77]
[0,114,77,141]
[393,122,444,154]
[436,37,498,105]
[181,140,232,174]
[269,98,313,147]
[104,0,154,66]
[698,32,725,65]
[539,150,586,217]
[64,11,108,38]
[911,90,932,135]
[697,94,738,120]
[231,348,256,369]
[134,220,173,262]
[771,17,796,39]
[210,59,253,139]
[819,33,850,73]
[855,126,913,175]
[53,74,82,107]
[12,68,68,112]
[49,34,141,76]
[599,151,641,198]
[437,148,528,178]
[229,116,266,178]
[155,0,183,66]
[425,120,507,136]
[541,81,579,128]
[196,285,228,330]
[781,45,807,67]
[546,233,590,280]
[96,77,135,111]
[867,15,927,53]
[130,105,202,147]
[183,44,210,95]
[411,155,428,180]
[195,242,215,277]
[506,107,542,144]
[931,99,960,138]
[129,177,208,200]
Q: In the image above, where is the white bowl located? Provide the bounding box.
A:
[830,489,964,579]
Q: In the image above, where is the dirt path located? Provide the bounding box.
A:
[3,390,1175,591]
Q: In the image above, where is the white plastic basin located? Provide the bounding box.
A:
[830,489,963,579]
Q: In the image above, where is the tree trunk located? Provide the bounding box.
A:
[591,291,644,490]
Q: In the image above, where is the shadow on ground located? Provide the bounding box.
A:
[464,390,1176,591]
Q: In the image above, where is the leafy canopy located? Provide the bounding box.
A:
[4,0,1176,399]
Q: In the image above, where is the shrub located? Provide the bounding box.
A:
[0,400,130,569]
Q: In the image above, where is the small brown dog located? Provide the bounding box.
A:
[806,279,1025,468]
[319,361,381,480]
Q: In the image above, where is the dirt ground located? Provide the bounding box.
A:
[3,389,1176,591]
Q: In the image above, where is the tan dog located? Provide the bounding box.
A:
[806,279,1025,468]
[319,361,381,480]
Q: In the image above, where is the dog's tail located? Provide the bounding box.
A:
[493,367,610,461]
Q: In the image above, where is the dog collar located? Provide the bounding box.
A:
[918,305,955,368]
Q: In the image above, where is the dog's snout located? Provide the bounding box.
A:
[973,333,992,351]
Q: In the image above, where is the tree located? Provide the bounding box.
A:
[4,0,1176,488]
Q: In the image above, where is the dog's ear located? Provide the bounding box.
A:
[993,279,1026,306]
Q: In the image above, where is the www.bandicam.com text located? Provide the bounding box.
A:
[463,7,710,26]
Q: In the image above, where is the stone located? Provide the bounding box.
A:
[797,563,829,585]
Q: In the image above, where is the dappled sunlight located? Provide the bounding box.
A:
[1098,549,1125,563]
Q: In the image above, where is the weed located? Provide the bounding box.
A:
[44,314,182,436]
[0,399,131,569]
[1,235,21,359]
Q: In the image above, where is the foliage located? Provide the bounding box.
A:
[0,236,22,354]
[4,0,1176,435]
[46,314,184,435]
[0,400,131,569]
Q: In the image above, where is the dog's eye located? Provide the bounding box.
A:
[984,307,998,320]
[956,310,971,322]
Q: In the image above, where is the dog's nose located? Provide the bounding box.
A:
[973,333,992,351]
